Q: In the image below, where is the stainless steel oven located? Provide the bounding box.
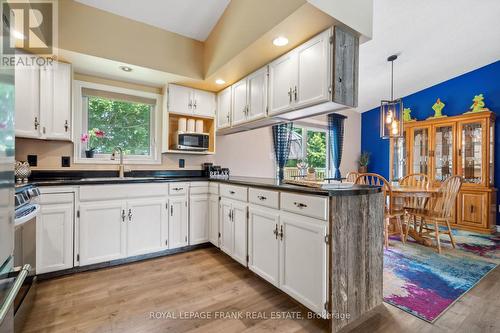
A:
[172,132,209,151]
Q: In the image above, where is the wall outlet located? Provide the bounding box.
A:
[61,156,71,167]
[179,159,185,168]
[27,155,37,166]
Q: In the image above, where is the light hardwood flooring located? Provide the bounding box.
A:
[22,247,500,333]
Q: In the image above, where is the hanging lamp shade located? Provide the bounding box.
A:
[380,55,404,139]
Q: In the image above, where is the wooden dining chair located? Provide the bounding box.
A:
[355,173,405,248]
[345,171,359,183]
[406,176,462,253]
[399,173,430,241]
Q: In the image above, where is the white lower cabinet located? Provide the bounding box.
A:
[208,194,219,246]
[189,194,209,245]
[248,205,279,286]
[79,200,127,266]
[127,198,168,257]
[36,193,74,274]
[168,196,188,249]
[220,198,247,266]
[279,211,328,315]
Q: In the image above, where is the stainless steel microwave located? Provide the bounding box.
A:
[172,132,209,151]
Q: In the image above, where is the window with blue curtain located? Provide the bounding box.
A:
[328,114,347,179]
[272,122,293,181]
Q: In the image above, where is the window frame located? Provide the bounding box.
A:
[288,124,331,174]
[73,80,162,165]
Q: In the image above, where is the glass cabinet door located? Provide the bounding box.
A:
[490,122,494,185]
[432,124,454,182]
[392,132,406,180]
[411,127,430,175]
[460,121,484,184]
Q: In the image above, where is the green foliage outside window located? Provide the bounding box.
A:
[86,96,152,155]
[286,127,327,168]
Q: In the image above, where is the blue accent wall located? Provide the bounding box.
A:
[361,60,500,224]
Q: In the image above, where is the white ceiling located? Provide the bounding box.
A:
[356,0,500,113]
[75,0,230,41]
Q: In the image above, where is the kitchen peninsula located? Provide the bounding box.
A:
[26,172,383,331]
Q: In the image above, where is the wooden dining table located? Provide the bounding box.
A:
[390,184,441,246]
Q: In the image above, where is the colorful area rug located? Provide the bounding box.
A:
[383,230,499,322]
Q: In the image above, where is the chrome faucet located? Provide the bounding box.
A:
[111,147,125,178]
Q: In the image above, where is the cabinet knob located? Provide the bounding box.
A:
[121,210,126,222]
[257,195,267,201]
[128,209,132,221]
[293,86,298,101]
[64,120,69,132]
[288,87,292,103]
[273,224,278,239]
[293,202,307,209]
[34,117,39,130]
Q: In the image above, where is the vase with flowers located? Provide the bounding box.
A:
[81,128,106,158]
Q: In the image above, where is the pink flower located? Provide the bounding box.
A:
[94,130,105,138]
[80,133,89,143]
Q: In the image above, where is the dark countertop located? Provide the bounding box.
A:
[22,171,381,196]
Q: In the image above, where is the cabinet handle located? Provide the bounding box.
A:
[257,195,267,201]
[173,187,183,191]
[64,120,69,132]
[42,126,46,134]
[121,210,126,222]
[273,224,278,239]
[279,225,284,240]
[293,202,307,209]
[293,86,298,101]
[288,87,292,103]
[470,205,474,214]
[170,205,173,216]
[34,117,40,130]
[229,190,235,195]
[193,100,197,109]
[226,113,230,122]
[128,209,132,221]
[188,100,192,109]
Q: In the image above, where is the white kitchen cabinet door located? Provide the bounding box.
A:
[126,198,167,257]
[168,84,192,115]
[279,212,327,314]
[248,206,279,286]
[189,194,209,245]
[231,200,247,266]
[193,89,216,118]
[15,65,40,138]
[220,199,233,256]
[268,52,297,115]
[208,194,219,246]
[40,62,72,141]
[247,67,268,121]
[217,86,231,129]
[168,196,188,249]
[295,29,331,109]
[231,78,247,126]
[79,201,127,266]
[36,202,73,274]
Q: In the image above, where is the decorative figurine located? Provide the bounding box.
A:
[403,107,415,122]
[467,94,489,113]
[428,98,447,119]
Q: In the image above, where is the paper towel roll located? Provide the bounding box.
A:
[195,120,204,133]
[178,118,187,132]
[187,119,195,132]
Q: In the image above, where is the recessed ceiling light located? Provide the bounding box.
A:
[273,36,288,46]
[215,79,225,85]
[120,66,133,72]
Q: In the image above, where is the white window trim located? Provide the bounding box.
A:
[73,80,162,165]
[291,124,330,173]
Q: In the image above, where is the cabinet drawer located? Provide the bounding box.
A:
[249,188,279,209]
[80,184,168,201]
[38,192,74,205]
[220,184,247,202]
[209,183,219,195]
[169,183,188,196]
[280,192,328,220]
[190,182,209,195]
[459,192,487,227]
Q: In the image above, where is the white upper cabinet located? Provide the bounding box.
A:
[15,61,72,140]
[15,65,40,139]
[295,29,331,109]
[269,28,332,116]
[40,62,72,140]
[268,52,298,115]
[216,86,231,129]
[247,67,268,121]
[231,78,248,126]
[168,84,215,118]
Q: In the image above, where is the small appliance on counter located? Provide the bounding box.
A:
[203,163,230,179]
[172,132,209,151]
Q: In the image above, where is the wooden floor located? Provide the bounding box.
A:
[22,247,500,333]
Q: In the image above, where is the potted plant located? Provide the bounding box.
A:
[81,128,106,158]
[358,151,370,173]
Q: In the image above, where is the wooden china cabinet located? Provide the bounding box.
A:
[391,111,496,233]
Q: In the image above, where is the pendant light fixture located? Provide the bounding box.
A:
[380,55,404,139]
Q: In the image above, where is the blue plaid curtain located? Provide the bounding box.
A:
[272,123,293,181]
[328,114,347,179]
